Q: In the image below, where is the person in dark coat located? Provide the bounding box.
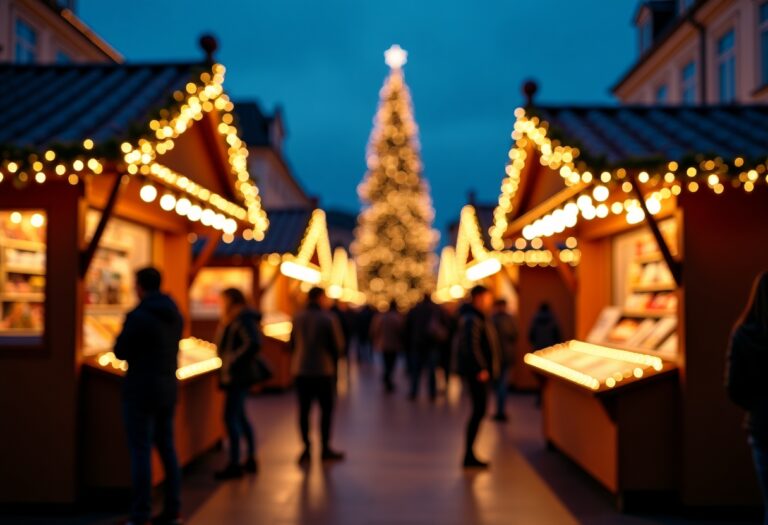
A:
[491,298,519,422]
[331,299,353,361]
[290,287,346,465]
[456,285,500,469]
[370,300,405,392]
[114,267,183,525]
[356,304,376,362]
[727,271,768,525]
[405,294,445,401]
[214,288,261,480]
[528,302,562,350]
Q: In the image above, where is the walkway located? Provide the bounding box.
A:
[0,361,759,524]
[184,362,757,525]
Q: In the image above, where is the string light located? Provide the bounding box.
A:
[0,63,269,238]
[486,107,768,249]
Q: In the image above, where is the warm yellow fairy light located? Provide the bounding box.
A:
[159,193,176,211]
[465,257,502,282]
[139,183,157,203]
[280,260,322,284]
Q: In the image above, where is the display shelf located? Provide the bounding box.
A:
[4,265,46,276]
[634,251,679,264]
[95,240,131,254]
[0,293,45,302]
[631,282,676,293]
[524,340,676,393]
[0,238,46,251]
[84,303,132,312]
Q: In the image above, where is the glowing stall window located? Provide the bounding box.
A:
[0,211,47,342]
[82,212,152,355]
[190,268,253,320]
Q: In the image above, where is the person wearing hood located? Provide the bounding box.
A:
[115,267,183,525]
[214,288,262,480]
[727,271,768,524]
[528,302,562,350]
[456,285,501,469]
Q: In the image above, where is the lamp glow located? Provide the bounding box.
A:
[465,257,502,282]
[140,184,157,203]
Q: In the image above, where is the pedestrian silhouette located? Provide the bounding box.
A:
[214,288,261,480]
[114,267,183,525]
[405,293,444,401]
[528,302,562,350]
[371,300,405,392]
[727,271,768,525]
[456,285,501,469]
[290,287,346,465]
[491,298,519,422]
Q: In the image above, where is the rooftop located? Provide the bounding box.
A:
[0,62,206,152]
[530,104,768,170]
[194,208,313,258]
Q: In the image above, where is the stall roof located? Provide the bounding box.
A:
[194,208,313,257]
[531,105,768,168]
[0,61,268,237]
[0,63,206,148]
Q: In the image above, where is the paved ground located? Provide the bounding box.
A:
[1,360,761,524]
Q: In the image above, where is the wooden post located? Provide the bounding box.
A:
[79,172,124,278]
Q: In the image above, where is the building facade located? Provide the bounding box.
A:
[614,0,768,105]
[0,0,120,63]
[235,101,311,210]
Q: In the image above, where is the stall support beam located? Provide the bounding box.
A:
[189,232,223,285]
[80,173,124,278]
[629,174,682,286]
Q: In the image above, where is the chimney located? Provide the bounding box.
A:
[199,34,218,65]
[523,79,538,107]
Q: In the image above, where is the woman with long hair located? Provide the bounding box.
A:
[727,271,768,524]
[215,288,261,480]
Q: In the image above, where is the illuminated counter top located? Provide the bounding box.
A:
[524,340,676,393]
[87,337,222,381]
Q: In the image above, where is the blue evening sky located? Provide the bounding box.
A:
[79,0,638,238]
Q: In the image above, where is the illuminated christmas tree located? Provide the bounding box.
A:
[353,45,438,311]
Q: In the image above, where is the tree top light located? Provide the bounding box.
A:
[384,44,407,69]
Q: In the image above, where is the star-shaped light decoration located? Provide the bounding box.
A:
[384,44,407,69]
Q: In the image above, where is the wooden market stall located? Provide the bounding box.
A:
[0,56,269,504]
[489,100,768,508]
[190,207,364,389]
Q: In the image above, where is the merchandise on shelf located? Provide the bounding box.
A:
[0,211,47,335]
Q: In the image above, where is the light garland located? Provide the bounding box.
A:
[279,210,365,304]
[490,107,768,247]
[0,63,268,239]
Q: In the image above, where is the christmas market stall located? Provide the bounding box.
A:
[190,207,364,389]
[490,98,768,508]
[0,56,268,504]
